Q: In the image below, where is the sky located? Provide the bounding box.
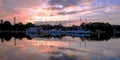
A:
[0,0,120,25]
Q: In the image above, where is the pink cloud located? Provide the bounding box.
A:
[81,0,97,7]
[0,0,4,7]
[0,0,120,25]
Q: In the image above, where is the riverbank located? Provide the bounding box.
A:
[0,31,25,33]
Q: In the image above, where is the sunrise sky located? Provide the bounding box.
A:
[0,0,120,25]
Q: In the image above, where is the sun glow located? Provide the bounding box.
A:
[32,15,69,22]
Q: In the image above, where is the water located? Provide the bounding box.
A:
[0,33,120,60]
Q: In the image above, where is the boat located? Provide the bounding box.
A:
[48,29,91,37]
[67,34,90,37]
[26,27,50,38]
[65,30,91,34]
[48,29,64,36]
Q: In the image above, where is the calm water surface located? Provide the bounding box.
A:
[0,36,120,60]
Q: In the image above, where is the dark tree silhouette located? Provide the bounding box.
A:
[80,22,113,33]
[13,23,25,31]
[2,21,12,31]
[26,22,35,28]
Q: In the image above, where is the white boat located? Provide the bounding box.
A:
[26,27,43,34]
[48,29,64,36]
[48,29,91,37]
[26,27,50,38]
[65,30,91,34]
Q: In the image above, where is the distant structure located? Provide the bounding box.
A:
[0,19,3,24]
[14,17,16,25]
[80,15,82,25]
[86,17,88,23]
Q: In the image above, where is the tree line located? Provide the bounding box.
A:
[0,20,120,33]
[80,22,120,33]
[0,20,34,31]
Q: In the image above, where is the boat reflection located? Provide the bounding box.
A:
[0,32,32,43]
[49,52,77,60]
[0,32,120,60]
[0,32,120,43]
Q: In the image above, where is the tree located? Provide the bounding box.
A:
[80,22,113,33]
[13,23,25,31]
[2,21,12,31]
[25,22,35,28]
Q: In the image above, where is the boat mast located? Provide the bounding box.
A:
[80,15,82,25]
[86,17,87,23]
[14,17,16,25]
[46,19,47,25]
[69,17,70,27]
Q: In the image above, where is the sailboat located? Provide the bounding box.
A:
[66,16,91,37]
[25,18,50,38]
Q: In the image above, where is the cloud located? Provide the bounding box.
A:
[0,0,42,15]
[49,0,80,8]
[81,0,96,6]
[0,0,120,24]
[58,6,105,15]
[0,0,4,7]
[1,0,41,8]
[49,0,97,10]
[0,0,44,23]
[0,0,98,17]
[0,0,46,15]
[104,5,120,13]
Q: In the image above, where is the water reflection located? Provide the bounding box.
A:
[0,32,31,43]
[50,52,77,60]
[0,32,120,42]
[0,32,120,60]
